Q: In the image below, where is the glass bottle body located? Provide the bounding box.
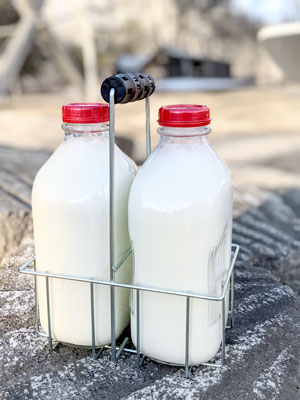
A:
[32,122,137,346]
[129,125,232,365]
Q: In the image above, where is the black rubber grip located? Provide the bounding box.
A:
[101,73,155,104]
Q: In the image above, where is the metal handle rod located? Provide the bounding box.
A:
[136,289,140,367]
[90,282,96,359]
[221,298,226,365]
[230,270,235,328]
[109,87,116,281]
[45,276,53,353]
[145,96,151,157]
[34,259,39,333]
[109,87,117,362]
[185,296,190,378]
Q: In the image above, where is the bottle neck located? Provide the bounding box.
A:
[61,122,109,139]
[157,125,210,144]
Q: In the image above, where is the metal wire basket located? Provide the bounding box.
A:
[19,74,239,378]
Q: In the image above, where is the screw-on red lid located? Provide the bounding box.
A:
[158,104,211,127]
[62,103,109,124]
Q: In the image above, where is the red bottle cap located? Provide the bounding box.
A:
[62,103,109,124]
[158,104,211,127]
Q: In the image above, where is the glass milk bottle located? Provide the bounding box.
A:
[32,103,137,346]
[129,104,232,365]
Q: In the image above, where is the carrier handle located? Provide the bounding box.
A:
[101,73,155,104]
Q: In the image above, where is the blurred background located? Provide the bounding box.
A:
[0,0,300,194]
[2,3,300,393]
[0,0,300,294]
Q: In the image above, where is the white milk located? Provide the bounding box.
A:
[32,122,137,346]
[129,124,232,366]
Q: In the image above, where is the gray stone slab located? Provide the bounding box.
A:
[0,146,49,261]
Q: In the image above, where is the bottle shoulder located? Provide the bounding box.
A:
[129,143,231,210]
[132,142,231,188]
[33,138,137,201]
[34,138,137,176]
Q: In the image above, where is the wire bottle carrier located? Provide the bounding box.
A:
[19,73,239,378]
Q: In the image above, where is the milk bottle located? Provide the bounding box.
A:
[129,104,232,365]
[32,103,137,346]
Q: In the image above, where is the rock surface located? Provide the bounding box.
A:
[233,187,300,295]
[1,187,300,399]
[0,146,49,261]
[1,115,300,399]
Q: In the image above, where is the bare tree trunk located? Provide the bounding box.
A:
[0,0,44,95]
[40,28,84,93]
[80,0,99,101]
